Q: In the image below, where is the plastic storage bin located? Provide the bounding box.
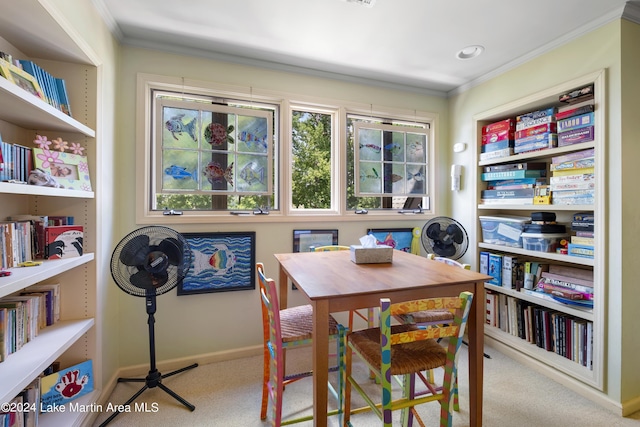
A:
[521,232,568,253]
[479,215,529,247]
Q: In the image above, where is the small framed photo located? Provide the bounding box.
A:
[0,59,44,100]
[293,229,338,252]
[32,148,92,191]
[178,232,256,295]
[367,228,417,253]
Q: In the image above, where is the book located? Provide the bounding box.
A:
[481,188,535,199]
[479,147,513,161]
[40,359,94,407]
[488,253,503,286]
[558,126,594,146]
[502,255,518,289]
[556,102,595,120]
[44,225,83,259]
[568,243,594,258]
[481,169,546,181]
[558,112,595,133]
[559,84,594,104]
[514,123,557,140]
[550,157,594,172]
[551,148,595,164]
[548,264,593,281]
[483,162,547,173]
[482,118,515,135]
[486,178,547,189]
[55,77,71,116]
[479,251,489,275]
[540,272,593,292]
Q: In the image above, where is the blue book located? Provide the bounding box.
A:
[55,78,71,116]
[481,169,546,181]
[488,253,503,286]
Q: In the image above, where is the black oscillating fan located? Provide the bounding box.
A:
[421,216,469,260]
[100,226,197,426]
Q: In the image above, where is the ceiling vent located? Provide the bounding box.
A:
[341,0,377,7]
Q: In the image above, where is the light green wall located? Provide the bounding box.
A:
[115,46,450,366]
[619,18,640,405]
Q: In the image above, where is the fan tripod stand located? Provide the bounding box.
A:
[99,294,198,426]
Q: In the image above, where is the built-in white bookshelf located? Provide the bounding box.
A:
[474,70,605,390]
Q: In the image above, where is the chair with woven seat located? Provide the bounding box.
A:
[311,245,374,331]
[257,262,344,426]
[340,291,474,427]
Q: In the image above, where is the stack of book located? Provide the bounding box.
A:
[480,118,515,161]
[480,162,547,205]
[557,84,595,147]
[0,283,61,362]
[535,264,594,308]
[568,212,594,259]
[18,59,72,116]
[549,148,594,205]
[514,107,557,154]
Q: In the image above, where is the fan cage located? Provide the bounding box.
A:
[111,226,191,297]
[421,216,469,260]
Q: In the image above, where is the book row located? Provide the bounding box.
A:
[0,138,32,183]
[486,291,593,369]
[1,216,81,268]
[0,283,61,363]
[0,52,72,117]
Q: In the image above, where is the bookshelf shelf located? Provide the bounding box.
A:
[0,181,94,198]
[474,70,604,391]
[0,76,94,138]
[478,243,594,266]
[485,283,593,320]
[0,319,94,406]
[0,254,94,299]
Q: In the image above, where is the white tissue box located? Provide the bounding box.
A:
[350,245,393,264]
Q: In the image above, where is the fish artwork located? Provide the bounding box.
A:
[204,123,235,146]
[191,245,237,276]
[239,131,268,150]
[164,165,197,181]
[165,114,198,141]
[203,161,234,186]
[384,143,401,153]
[359,143,382,153]
[239,162,265,185]
[407,171,425,181]
[359,167,380,181]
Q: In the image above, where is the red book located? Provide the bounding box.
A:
[44,225,84,259]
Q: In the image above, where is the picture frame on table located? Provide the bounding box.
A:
[366,227,418,253]
[292,229,338,253]
[178,231,256,295]
[0,59,45,100]
[32,148,92,192]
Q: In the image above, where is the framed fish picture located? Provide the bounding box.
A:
[178,232,256,295]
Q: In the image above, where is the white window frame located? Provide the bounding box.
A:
[136,73,437,224]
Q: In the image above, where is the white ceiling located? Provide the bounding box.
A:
[94,0,636,96]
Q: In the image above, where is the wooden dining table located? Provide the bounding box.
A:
[274,249,492,426]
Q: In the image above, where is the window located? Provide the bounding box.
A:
[138,75,435,222]
[346,114,431,211]
[149,89,279,214]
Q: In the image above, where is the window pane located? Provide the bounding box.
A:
[291,110,332,209]
[347,115,430,210]
[151,91,278,212]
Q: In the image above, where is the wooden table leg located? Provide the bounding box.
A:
[468,281,485,426]
[312,299,330,427]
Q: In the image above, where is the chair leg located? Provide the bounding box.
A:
[261,344,269,420]
[343,335,353,427]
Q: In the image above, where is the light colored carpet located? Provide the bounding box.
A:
[93,344,640,427]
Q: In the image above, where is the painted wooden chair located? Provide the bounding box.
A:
[340,291,474,427]
[257,262,344,426]
[311,245,375,331]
